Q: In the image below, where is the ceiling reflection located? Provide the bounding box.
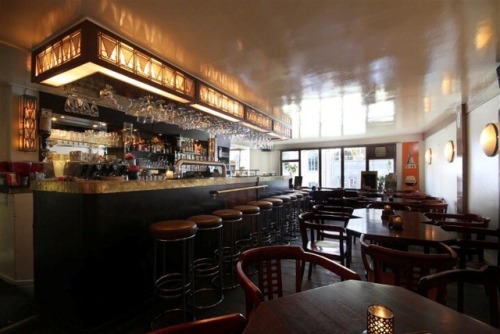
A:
[0,0,498,143]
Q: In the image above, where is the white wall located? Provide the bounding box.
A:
[424,121,458,213]
[467,96,499,228]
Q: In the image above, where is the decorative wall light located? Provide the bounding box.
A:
[191,83,244,122]
[424,148,432,165]
[444,140,455,163]
[32,20,195,104]
[18,95,37,151]
[479,122,499,157]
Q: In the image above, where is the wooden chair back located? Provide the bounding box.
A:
[312,204,354,216]
[418,265,500,328]
[236,245,360,319]
[299,212,350,269]
[147,313,248,334]
[366,201,412,211]
[440,225,500,268]
[420,201,448,213]
[424,212,490,227]
[360,234,457,292]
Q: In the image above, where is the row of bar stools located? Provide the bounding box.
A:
[260,197,288,245]
[233,204,260,252]
[186,214,224,310]
[212,209,243,290]
[149,220,198,328]
[247,200,273,246]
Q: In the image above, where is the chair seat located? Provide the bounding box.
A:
[149,220,198,240]
[213,209,243,221]
[187,215,222,228]
[260,197,284,207]
[233,205,260,215]
[306,240,345,259]
[247,200,273,211]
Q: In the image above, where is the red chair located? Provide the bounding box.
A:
[236,245,360,319]
[147,313,247,334]
[418,265,500,328]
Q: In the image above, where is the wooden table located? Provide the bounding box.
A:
[345,208,456,266]
[347,208,455,242]
[243,280,498,334]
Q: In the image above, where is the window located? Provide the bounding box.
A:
[301,149,319,188]
[343,147,366,189]
[321,148,342,188]
[282,144,394,190]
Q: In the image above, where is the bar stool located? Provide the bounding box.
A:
[284,193,299,241]
[272,195,293,243]
[246,200,273,246]
[149,220,198,327]
[292,192,305,214]
[212,209,243,290]
[260,197,288,245]
[186,214,224,310]
[233,204,260,251]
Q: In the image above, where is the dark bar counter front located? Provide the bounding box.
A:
[31,176,288,330]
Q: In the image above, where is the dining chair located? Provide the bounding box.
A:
[440,225,500,268]
[312,204,354,216]
[419,201,448,213]
[424,212,490,227]
[360,234,458,292]
[147,313,248,334]
[418,265,500,328]
[299,212,351,274]
[236,245,360,319]
[366,201,412,211]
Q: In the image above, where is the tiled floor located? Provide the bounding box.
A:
[4,232,496,333]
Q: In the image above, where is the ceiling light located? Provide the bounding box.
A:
[32,20,195,104]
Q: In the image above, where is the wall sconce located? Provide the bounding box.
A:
[479,122,499,157]
[424,148,432,165]
[365,304,394,334]
[444,140,455,163]
[18,95,37,151]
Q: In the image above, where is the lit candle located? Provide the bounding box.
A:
[166,170,174,179]
[367,305,394,334]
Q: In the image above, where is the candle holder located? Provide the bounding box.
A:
[381,205,394,220]
[388,215,403,230]
[364,304,394,334]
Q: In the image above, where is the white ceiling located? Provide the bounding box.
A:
[0,0,499,144]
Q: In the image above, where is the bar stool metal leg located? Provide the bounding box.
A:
[149,220,198,329]
[187,214,224,310]
[212,209,243,290]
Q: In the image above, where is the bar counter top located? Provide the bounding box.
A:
[31,175,286,194]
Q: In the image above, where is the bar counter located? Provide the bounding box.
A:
[32,176,288,330]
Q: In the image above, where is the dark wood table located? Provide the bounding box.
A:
[345,208,456,266]
[347,208,455,241]
[243,280,498,334]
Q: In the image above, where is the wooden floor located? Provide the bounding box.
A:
[5,231,496,333]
